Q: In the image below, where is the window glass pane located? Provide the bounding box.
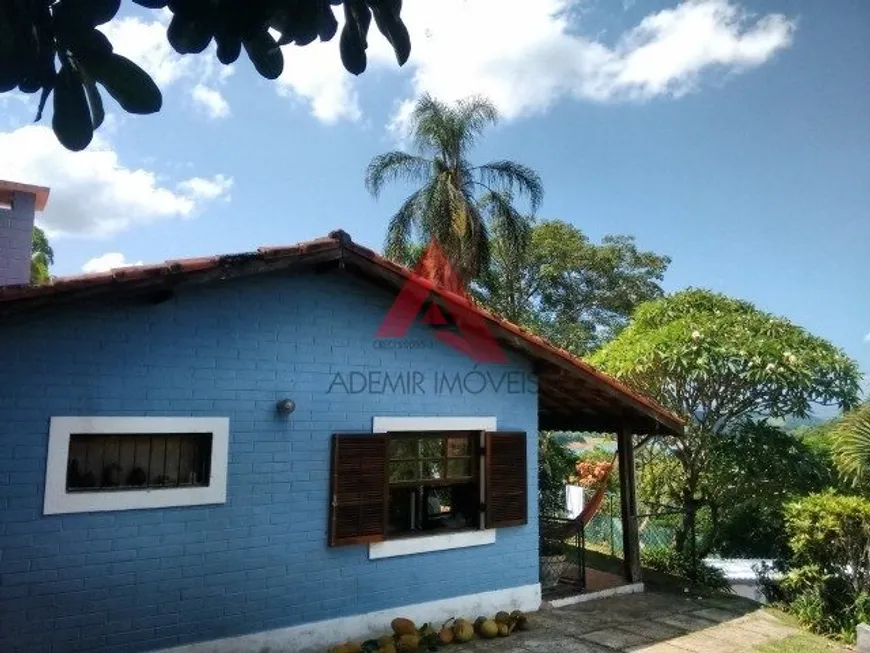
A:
[388,486,415,535]
[388,438,417,460]
[390,461,418,482]
[447,458,472,479]
[419,437,444,458]
[447,436,470,456]
[149,436,168,486]
[66,433,212,492]
[387,483,477,537]
[421,461,444,480]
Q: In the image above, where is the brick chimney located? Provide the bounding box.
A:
[0,180,50,286]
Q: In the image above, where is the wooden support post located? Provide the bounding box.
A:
[618,424,641,583]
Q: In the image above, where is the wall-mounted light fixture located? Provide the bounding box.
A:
[276,399,296,415]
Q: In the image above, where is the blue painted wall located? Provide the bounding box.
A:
[0,271,539,653]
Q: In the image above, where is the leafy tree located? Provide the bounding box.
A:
[832,402,870,489]
[707,420,835,557]
[30,226,54,284]
[2,0,411,151]
[478,219,670,354]
[590,289,862,556]
[575,445,618,492]
[366,94,543,281]
[538,432,577,518]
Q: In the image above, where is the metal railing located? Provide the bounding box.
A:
[539,495,705,593]
[539,515,586,596]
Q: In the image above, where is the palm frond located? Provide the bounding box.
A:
[474,160,544,212]
[482,190,533,253]
[832,402,870,487]
[384,188,425,262]
[365,152,432,198]
[467,210,491,280]
[418,172,457,246]
[455,95,499,151]
[411,93,455,157]
[368,94,544,286]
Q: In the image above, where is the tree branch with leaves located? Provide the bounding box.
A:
[590,288,862,556]
[2,0,411,151]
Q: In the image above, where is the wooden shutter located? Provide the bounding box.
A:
[484,431,528,528]
[328,434,387,547]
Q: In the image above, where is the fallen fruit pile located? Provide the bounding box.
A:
[328,611,530,653]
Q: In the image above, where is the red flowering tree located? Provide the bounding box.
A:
[575,459,614,491]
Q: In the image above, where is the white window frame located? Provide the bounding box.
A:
[43,416,230,515]
[369,416,497,559]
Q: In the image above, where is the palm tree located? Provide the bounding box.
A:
[365,94,543,282]
[31,226,54,284]
[832,402,870,487]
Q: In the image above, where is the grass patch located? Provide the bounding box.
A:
[754,633,852,652]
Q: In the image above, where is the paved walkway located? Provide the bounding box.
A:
[458,591,851,652]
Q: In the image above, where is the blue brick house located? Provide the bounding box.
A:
[0,180,682,653]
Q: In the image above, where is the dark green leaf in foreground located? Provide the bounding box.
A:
[243,30,284,80]
[52,62,93,151]
[90,53,162,114]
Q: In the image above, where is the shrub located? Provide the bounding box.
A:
[716,500,791,559]
[784,492,870,593]
[640,546,730,591]
[760,492,870,643]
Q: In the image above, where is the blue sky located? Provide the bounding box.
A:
[1,0,868,400]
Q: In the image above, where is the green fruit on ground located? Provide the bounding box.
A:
[516,616,530,631]
[391,618,417,636]
[453,621,474,643]
[510,610,524,620]
[495,611,510,624]
[479,620,499,638]
[497,623,510,637]
[474,616,487,633]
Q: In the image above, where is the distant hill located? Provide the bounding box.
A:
[548,432,617,455]
[766,415,827,433]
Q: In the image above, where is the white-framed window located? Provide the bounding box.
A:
[43,416,230,515]
[368,416,500,559]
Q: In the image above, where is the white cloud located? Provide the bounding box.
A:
[864,332,870,344]
[82,253,144,274]
[386,0,795,123]
[275,0,795,126]
[0,125,233,238]
[89,2,793,131]
[191,84,231,119]
[100,13,233,118]
[276,38,363,123]
[177,175,234,201]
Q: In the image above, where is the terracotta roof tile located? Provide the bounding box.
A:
[0,231,683,433]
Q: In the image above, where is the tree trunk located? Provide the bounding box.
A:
[695,499,719,559]
[675,487,696,561]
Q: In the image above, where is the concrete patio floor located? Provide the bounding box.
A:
[457,591,852,652]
